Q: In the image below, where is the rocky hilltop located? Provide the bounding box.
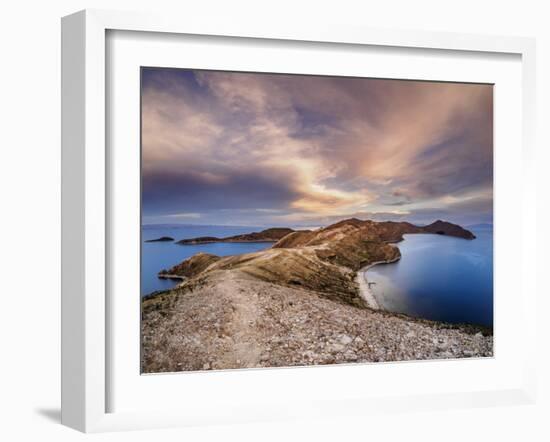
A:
[142,219,490,372]
[177,227,296,245]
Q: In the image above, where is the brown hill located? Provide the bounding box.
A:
[273,218,474,247]
[158,252,220,279]
[422,219,476,239]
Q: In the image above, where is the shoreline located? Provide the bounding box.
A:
[356,255,401,310]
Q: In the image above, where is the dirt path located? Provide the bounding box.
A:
[216,273,263,368]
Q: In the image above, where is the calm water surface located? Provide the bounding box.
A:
[366,226,493,327]
[141,225,272,296]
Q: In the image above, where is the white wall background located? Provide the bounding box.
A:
[0,1,548,441]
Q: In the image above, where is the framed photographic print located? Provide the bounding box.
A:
[140,67,494,374]
[61,9,537,432]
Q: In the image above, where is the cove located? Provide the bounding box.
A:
[365,227,493,327]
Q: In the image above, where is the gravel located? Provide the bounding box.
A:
[141,270,493,373]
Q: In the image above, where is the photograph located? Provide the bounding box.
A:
[140,68,494,373]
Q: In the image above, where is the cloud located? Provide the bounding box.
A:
[141,68,493,226]
[165,212,201,219]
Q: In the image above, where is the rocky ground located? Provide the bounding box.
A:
[142,270,492,373]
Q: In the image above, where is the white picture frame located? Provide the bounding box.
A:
[61,9,537,433]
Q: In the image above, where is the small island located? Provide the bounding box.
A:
[145,236,174,242]
[142,218,491,373]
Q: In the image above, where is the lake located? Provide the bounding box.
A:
[365,226,493,327]
[141,224,273,296]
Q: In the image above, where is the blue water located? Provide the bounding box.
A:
[141,225,272,296]
[366,227,493,327]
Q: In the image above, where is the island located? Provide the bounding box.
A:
[145,236,174,242]
[142,218,491,373]
[176,227,297,244]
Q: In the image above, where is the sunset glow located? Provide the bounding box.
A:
[142,68,493,227]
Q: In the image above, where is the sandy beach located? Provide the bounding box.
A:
[356,255,401,310]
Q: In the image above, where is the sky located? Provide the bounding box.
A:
[141,68,493,228]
